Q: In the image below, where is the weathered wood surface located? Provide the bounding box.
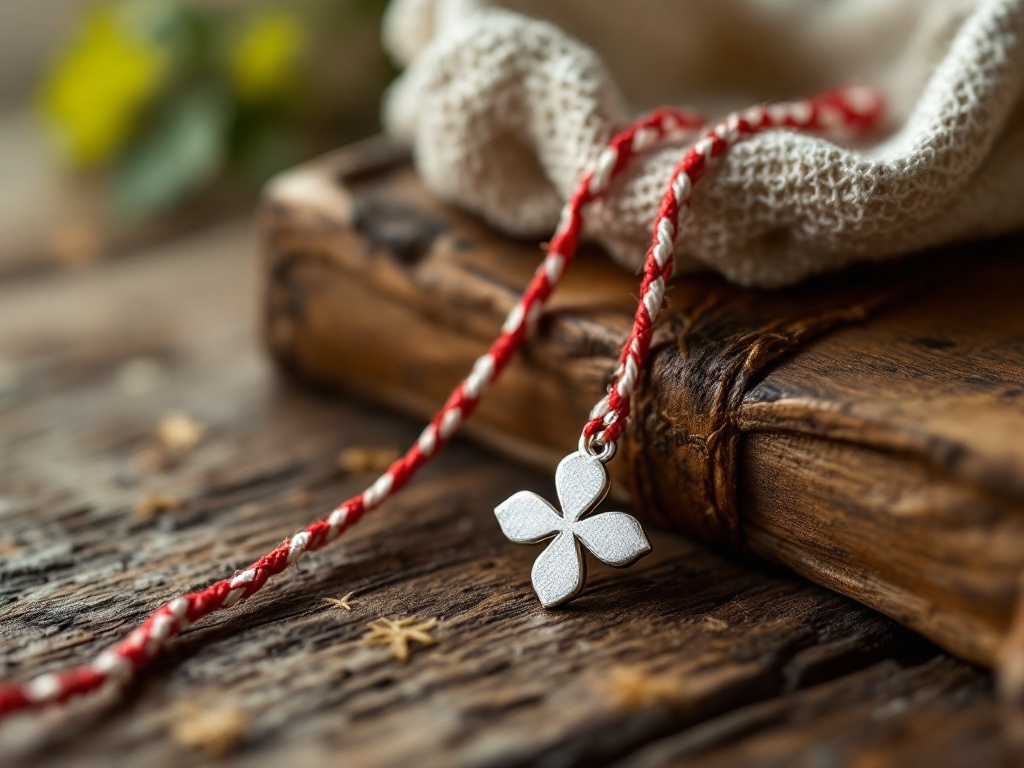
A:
[260,140,1024,673]
[0,221,1019,765]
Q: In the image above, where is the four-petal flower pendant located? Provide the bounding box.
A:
[494,451,652,607]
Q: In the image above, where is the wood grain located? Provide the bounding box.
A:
[0,216,1015,764]
[259,140,1024,673]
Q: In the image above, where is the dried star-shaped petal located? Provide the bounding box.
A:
[363,617,438,662]
[337,446,401,473]
[157,412,205,453]
[322,591,356,611]
[171,702,248,758]
[134,493,184,520]
[495,452,651,607]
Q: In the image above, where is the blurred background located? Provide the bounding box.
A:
[0,0,390,278]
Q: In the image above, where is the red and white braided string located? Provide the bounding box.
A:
[0,86,881,719]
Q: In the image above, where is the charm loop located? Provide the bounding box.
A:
[579,433,617,464]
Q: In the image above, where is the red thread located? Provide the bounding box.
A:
[0,87,882,720]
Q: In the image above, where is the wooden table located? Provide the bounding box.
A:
[0,221,1020,766]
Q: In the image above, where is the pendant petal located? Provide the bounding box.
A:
[555,453,609,522]
[494,491,563,544]
[531,531,585,608]
[573,511,652,567]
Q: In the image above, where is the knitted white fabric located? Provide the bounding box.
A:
[382,0,1024,287]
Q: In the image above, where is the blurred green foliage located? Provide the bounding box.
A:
[39,0,390,221]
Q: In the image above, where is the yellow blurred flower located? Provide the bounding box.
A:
[40,7,167,168]
[231,10,304,102]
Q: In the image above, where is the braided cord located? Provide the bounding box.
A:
[583,86,883,446]
[0,85,882,719]
[0,107,704,717]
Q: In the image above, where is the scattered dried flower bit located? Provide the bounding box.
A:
[702,616,729,632]
[604,666,687,710]
[134,493,184,520]
[171,702,248,758]
[363,617,438,663]
[157,412,206,454]
[337,446,401,474]
[323,591,357,611]
[286,489,314,508]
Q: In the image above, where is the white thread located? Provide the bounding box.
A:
[617,356,639,397]
[417,425,437,455]
[671,173,691,206]
[287,531,311,564]
[362,472,394,508]
[555,204,573,237]
[502,302,525,334]
[327,505,349,537]
[221,587,246,608]
[144,613,177,656]
[695,137,715,160]
[652,236,672,268]
[464,354,496,398]
[657,217,675,247]
[124,627,149,652]
[168,597,189,619]
[589,394,610,420]
[544,252,565,283]
[842,84,879,115]
[715,119,739,144]
[632,125,658,152]
[439,408,461,439]
[588,147,619,194]
[790,101,813,125]
[24,674,62,704]
[92,650,131,678]
[767,103,790,124]
[817,104,843,130]
[652,218,675,268]
[229,569,256,589]
[150,614,175,642]
[643,276,665,320]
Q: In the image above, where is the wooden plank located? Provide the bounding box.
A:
[619,657,1016,767]
[259,142,1024,671]
[0,220,1007,765]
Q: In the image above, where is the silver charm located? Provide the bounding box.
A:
[494,438,652,607]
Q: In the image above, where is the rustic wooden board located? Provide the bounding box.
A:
[620,657,1022,767]
[259,141,1024,673]
[0,220,1014,765]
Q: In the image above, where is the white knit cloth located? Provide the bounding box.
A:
[382,0,1024,287]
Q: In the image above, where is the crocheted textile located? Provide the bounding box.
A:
[382,0,1024,287]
